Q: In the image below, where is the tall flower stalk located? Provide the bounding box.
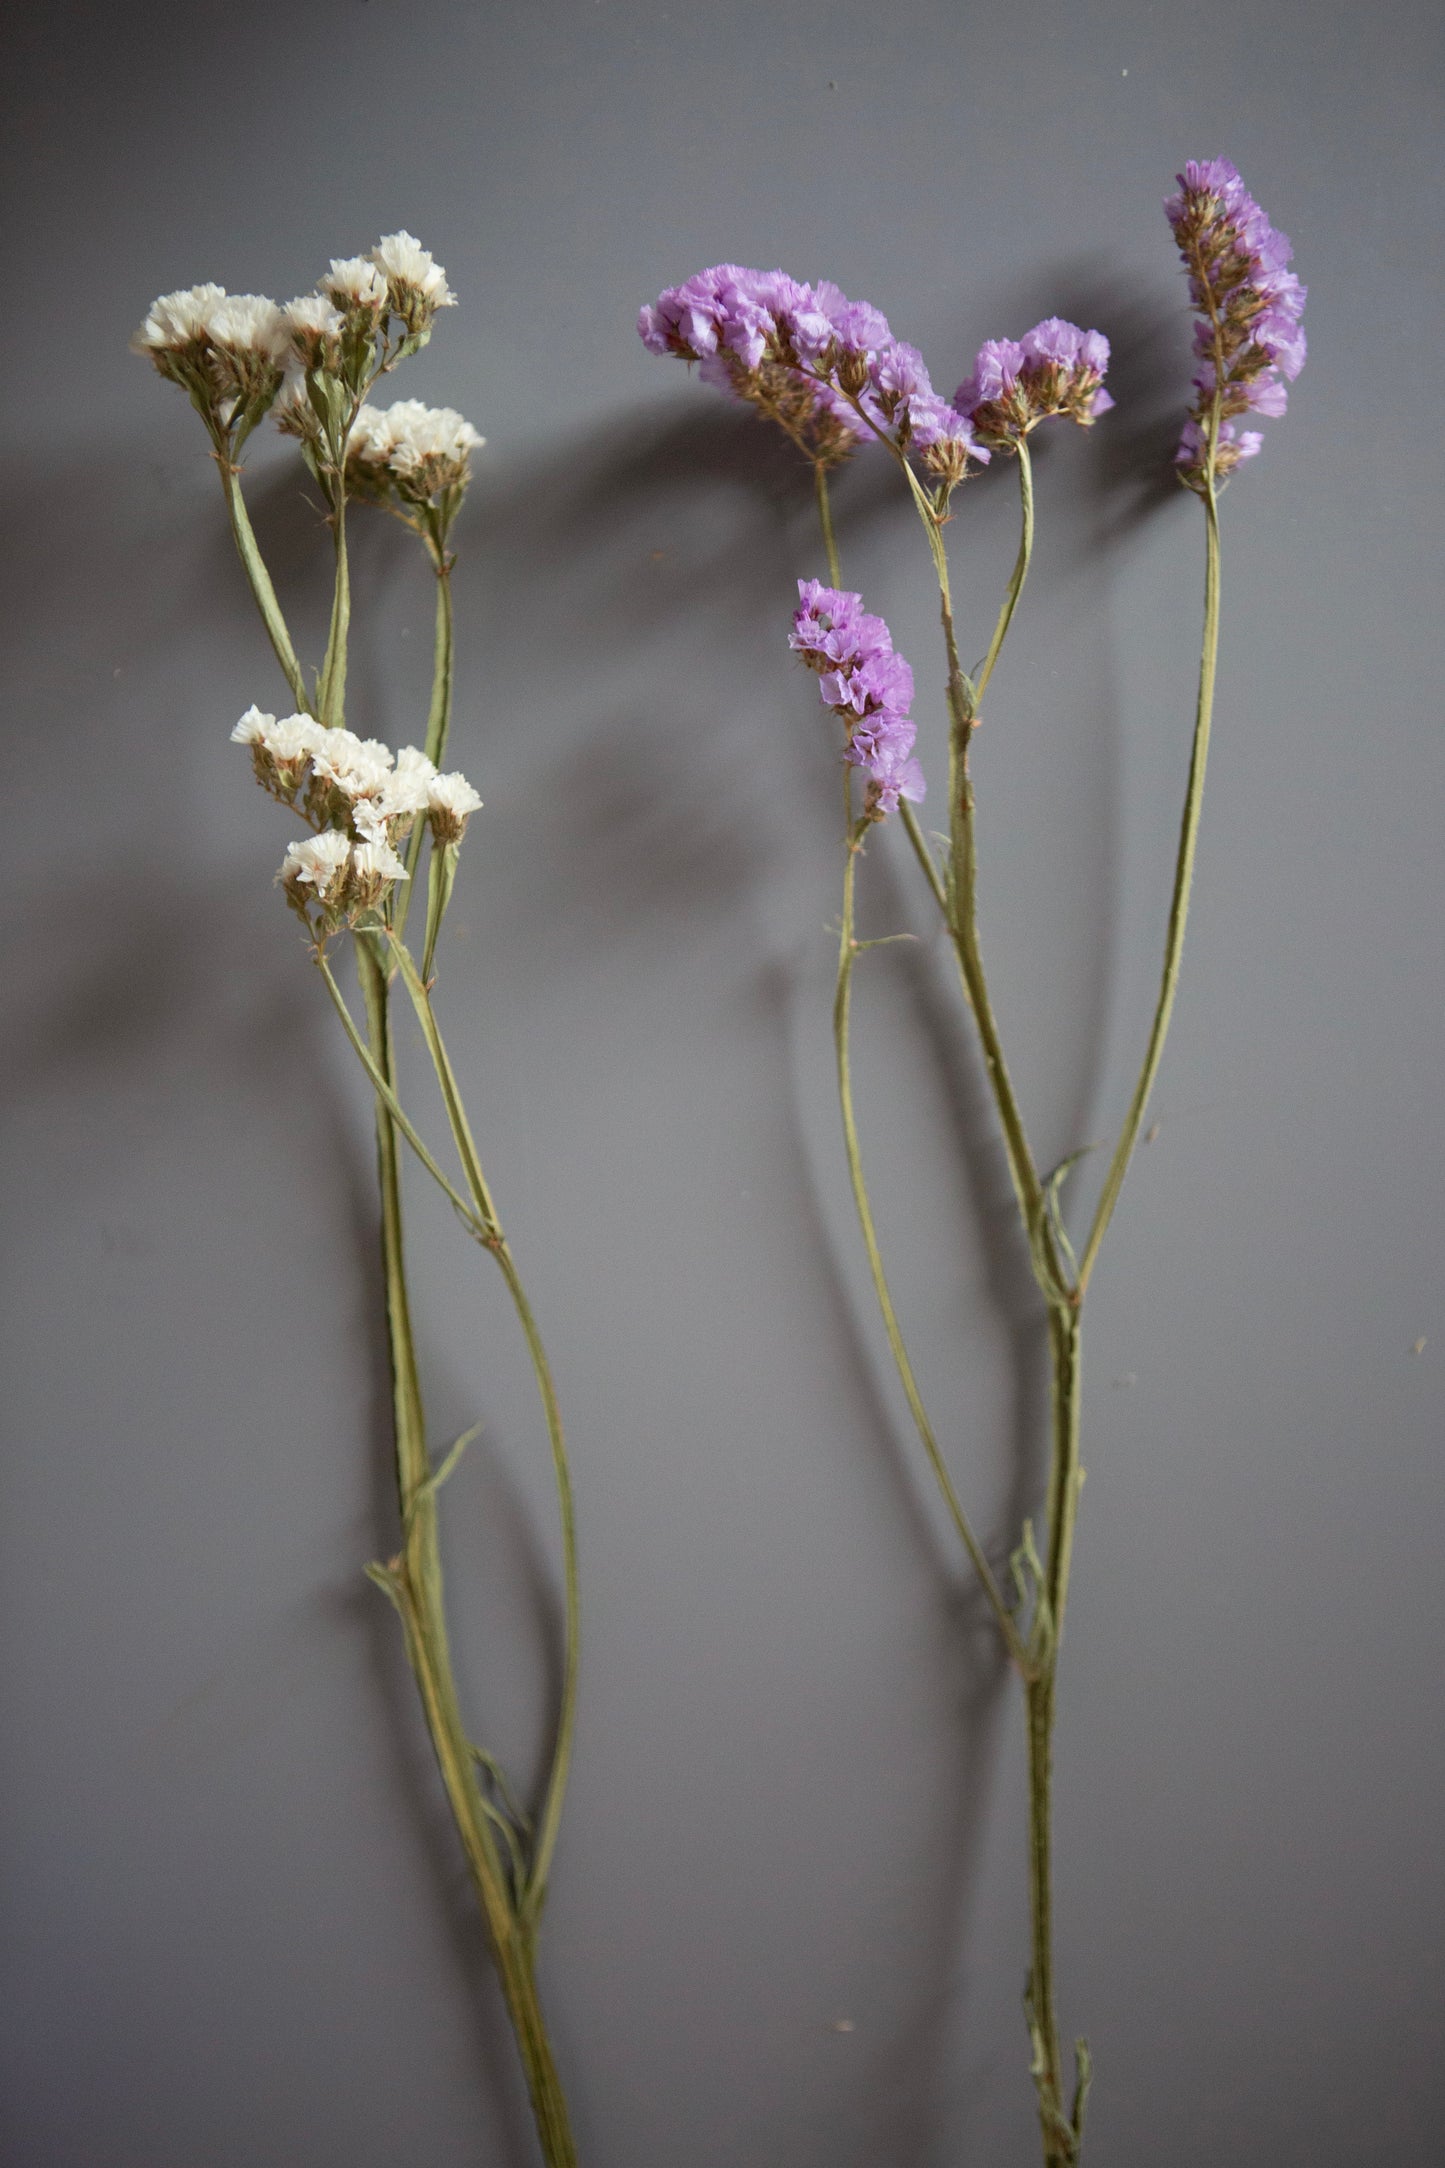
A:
[640,160,1303,2164]
[137,237,581,2166]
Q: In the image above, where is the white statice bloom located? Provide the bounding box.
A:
[284,292,345,362]
[131,282,228,355]
[280,830,352,897]
[272,367,317,439]
[266,712,325,765]
[347,403,397,469]
[371,231,456,310]
[348,399,484,501]
[429,771,483,820]
[325,256,388,310]
[207,293,290,363]
[230,703,274,745]
[311,729,395,799]
[351,837,410,889]
[428,769,483,841]
[394,745,439,790]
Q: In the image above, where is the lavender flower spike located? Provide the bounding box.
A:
[790,580,924,820]
[1166,158,1306,490]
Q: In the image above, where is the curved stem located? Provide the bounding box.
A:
[1075,482,1221,1295]
[834,797,1026,1669]
[975,439,1035,703]
[218,461,311,712]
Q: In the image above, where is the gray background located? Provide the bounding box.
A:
[3,2,1442,2162]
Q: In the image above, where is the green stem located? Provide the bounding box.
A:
[352,937,579,2166]
[316,947,489,1236]
[387,931,581,1925]
[398,556,456,941]
[218,459,311,712]
[975,439,1036,703]
[319,476,351,730]
[1075,482,1221,1295]
[834,798,1025,1669]
[814,462,841,586]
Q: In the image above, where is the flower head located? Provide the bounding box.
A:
[428,770,484,845]
[1166,158,1305,490]
[641,264,995,486]
[370,231,456,337]
[347,398,484,508]
[955,318,1112,448]
[132,283,288,425]
[231,705,325,799]
[789,580,925,821]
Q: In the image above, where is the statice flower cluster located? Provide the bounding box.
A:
[134,233,458,437]
[232,706,481,933]
[1165,159,1306,490]
[955,318,1113,449]
[789,581,925,818]
[639,266,988,485]
[342,399,486,509]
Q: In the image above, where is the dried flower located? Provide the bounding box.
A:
[231,705,324,798]
[284,293,346,371]
[1165,158,1306,490]
[790,580,924,818]
[955,318,1113,448]
[324,255,389,321]
[278,830,353,919]
[428,770,483,844]
[370,231,456,336]
[132,283,289,426]
[347,398,485,509]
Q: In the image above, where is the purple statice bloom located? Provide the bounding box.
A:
[1166,158,1305,490]
[956,319,1112,446]
[789,580,925,820]
[863,736,926,817]
[639,265,987,488]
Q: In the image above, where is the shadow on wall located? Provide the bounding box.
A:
[0,252,1190,2165]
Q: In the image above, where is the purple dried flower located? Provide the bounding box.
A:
[1166,158,1306,490]
[639,265,988,487]
[955,318,1112,448]
[789,580,925,821]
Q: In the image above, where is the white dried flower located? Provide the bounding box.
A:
[428,769,483,842]
[272,367,318,441]
[132,282,228,355]
[233,706,323,795]
[325,256,389,311]
[346,398,484,504]
[349,837,410,906]
[394,745,439,789]
[230,703,273,745]
[284,292,346,367]
[311,730,395,799]
[280,830,352,901]
[207,293,290,364]
[371,231,456,313]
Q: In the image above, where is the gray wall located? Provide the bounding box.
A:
[3,2,1442,2162]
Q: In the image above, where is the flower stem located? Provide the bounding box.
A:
[834,791,1025,1668]
[217,461,311,712]
[385,932,582,1926]
[1075,480,1221,1295]
[352,936,580,2166]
